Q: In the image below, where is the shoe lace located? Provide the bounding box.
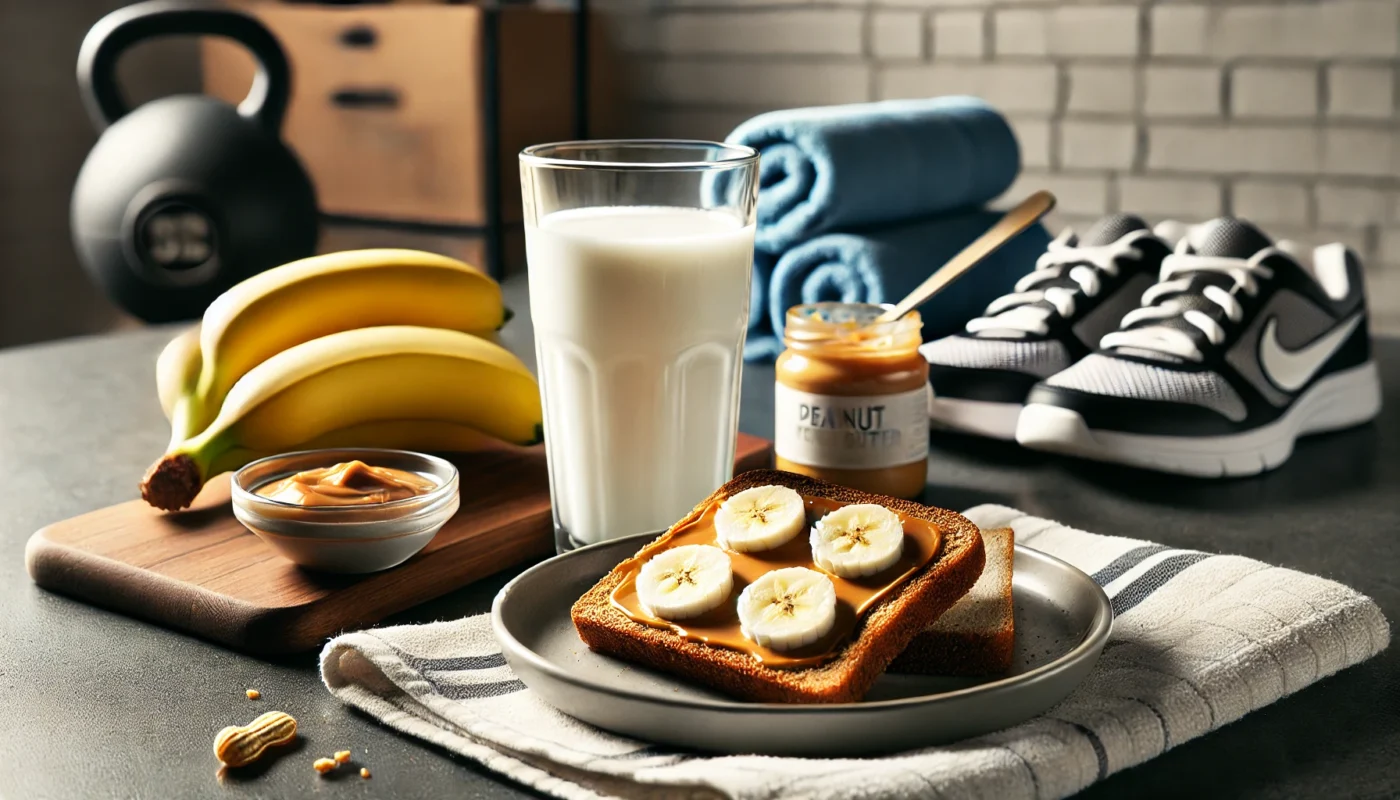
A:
[1099,252,1276,362]
[964,233,1145,338]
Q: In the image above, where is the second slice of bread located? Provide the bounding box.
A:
[570,469,986,704]
[889,526,1015,676]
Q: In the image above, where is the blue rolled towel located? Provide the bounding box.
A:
[767,210,1053,345]
[727,97,1022,254]
[744,251,784,361]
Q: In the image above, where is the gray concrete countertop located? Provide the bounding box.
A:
[1,276,1397,798]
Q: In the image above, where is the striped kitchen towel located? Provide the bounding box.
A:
[320,505,1389,800]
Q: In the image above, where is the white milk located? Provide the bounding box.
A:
[526,206,754,546]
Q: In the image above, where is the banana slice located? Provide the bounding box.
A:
[736,567,837,651]
[635,545,734,621]
[811,504,905,579]
[714,485,807,553]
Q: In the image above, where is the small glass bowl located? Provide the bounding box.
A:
[232,448,460,574]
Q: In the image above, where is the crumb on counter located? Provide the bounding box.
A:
[245,689,260,700]
[334,750,351,764]
[360,767,371,779]
[313,758,337,774]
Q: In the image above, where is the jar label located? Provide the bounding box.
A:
[773,383,930,470]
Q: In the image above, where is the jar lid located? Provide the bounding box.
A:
[783,303,923,353]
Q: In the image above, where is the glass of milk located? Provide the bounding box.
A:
[520,141,759,552]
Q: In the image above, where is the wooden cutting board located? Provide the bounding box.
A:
[26,434,773,656]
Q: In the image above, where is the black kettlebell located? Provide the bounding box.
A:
[71,0,318,323]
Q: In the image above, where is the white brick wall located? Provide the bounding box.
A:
[642,60,872,107]
[1003,172,1109,216]
[630,0,1400,330]
[878,64,1058,113]
[640,108,755,142]
[993,9,1144,57]
[661,0,810,6]
[1231,67,1319,119]
[1060,121,1137,169]
[1321,128,1398,177]
[1211,2,1399,59]
[1378,229,1400,265]
[1232,180,1311,225]
[883,0,1057,7]
[1119,176,1222,219]
[1149,125,1320,175]
[1328,66,1396,119]
[932,11,985,59]
[994,10,1047,57]
[1316,184,1389,226]
[1067,66,1135,114]
[1151,6,1208,57]
[1370,272,1400,329]
[1046,6,1139,57]
[1144,67,1220,117]
[1010,118,1053,169]
[871,11,925,60]
[657,10,864,56]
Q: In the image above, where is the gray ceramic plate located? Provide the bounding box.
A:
[492,533,1112,756]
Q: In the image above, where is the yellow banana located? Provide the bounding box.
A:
[142,326,542,510]
[156,324,202,422]
[169,249,504,443]
[204,419,502,478]
[157,326,502,426]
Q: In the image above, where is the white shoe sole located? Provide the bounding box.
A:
[928,396,1023,441]
[1015,361,1382,477]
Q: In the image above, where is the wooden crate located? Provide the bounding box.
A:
[203,3,623,230]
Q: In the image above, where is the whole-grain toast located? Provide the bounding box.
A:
[889,526,1015,676]
[570,469,986,703]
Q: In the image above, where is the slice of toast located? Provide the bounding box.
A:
[889,527,1015,676]
[570,469,985,703]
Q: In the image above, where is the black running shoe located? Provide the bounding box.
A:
[1017,218,1381,476]
[921,214,1174,439]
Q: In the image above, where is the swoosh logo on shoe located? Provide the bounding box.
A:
[1259,313,1362,392]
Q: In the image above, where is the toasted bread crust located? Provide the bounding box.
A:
[891,527,1015,676]
[570,469,985,703]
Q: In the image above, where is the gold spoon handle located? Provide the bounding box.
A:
[876,190,1057,323]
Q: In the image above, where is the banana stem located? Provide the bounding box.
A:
[166,394,205,450]
[139,429,232,511]
[140,453,202,511]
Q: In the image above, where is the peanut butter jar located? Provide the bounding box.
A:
[774,303,929,499]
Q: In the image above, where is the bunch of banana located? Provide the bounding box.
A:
[142,249,542,511]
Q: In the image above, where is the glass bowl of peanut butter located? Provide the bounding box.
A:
[231,448,460,573]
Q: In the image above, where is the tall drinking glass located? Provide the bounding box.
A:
[520,140,759,553]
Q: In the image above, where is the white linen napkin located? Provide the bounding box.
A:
[320,504,1389,800]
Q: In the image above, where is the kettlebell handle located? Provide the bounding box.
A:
[78,0,291,134]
